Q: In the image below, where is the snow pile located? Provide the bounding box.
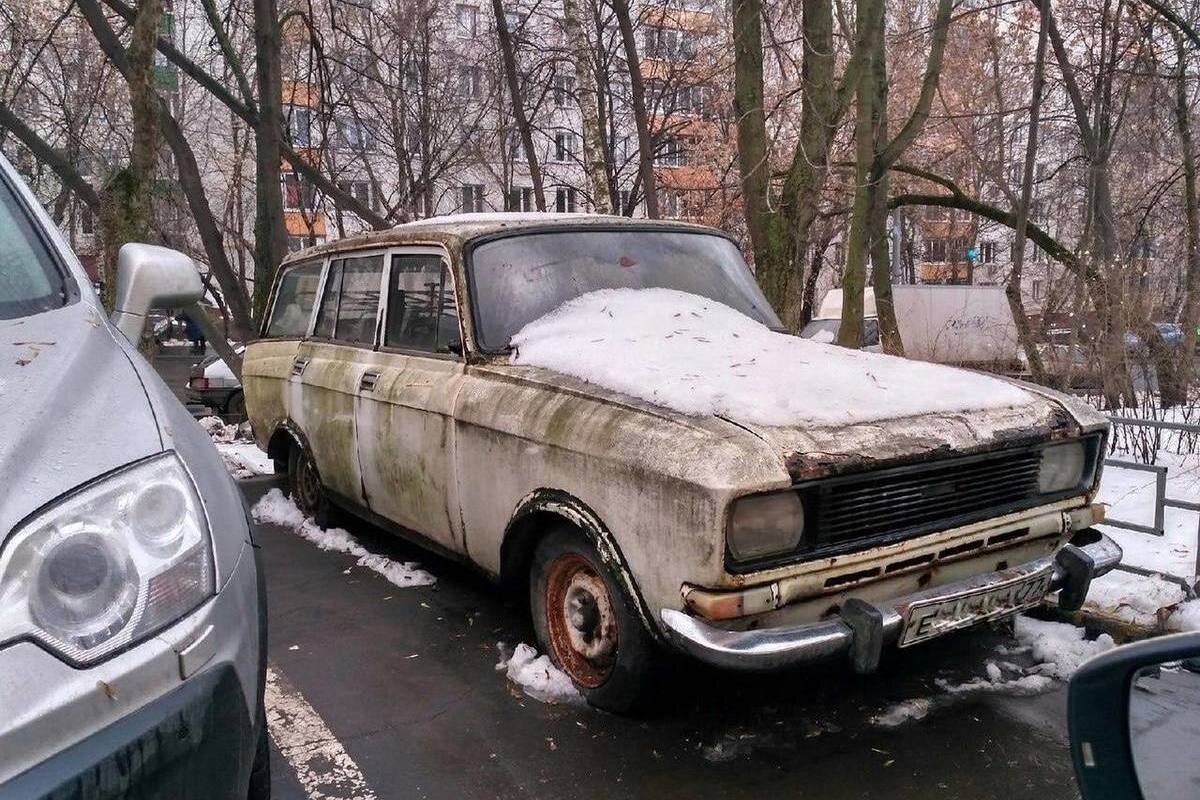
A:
[197,415,274,478]
[495,642,583,705]
[1013,616,1115,679]
[871,698,933,728]
[510,289,1034,427]
[871,616,1115,728]
[252,488,435,588]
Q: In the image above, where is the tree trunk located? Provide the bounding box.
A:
[492,0,547,211]
[253,0,286,321]
[564,0,611,212]
[1164,32,1199,406]
[611,0,657,217]
[837,0,881,349]
[1009,0,1050,385]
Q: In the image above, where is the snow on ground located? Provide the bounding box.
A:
[872,616,1113,728]
[1086,433,1200,630]
[510,288,1035,427]
[198,415,275,479]
[252,488,435,588]
[495,642,583,705]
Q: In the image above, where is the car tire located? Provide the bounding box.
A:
[246,716,271,800]
[529,527,660,714]
[287,442,336,528]
[224,391,247,424]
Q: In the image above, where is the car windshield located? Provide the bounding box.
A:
[0,172,68,320]
[467,229,783,351]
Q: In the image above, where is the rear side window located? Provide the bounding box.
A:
[385,254,460,353]
[312,255,385,345]
[264,261,322,338]
[0,172,69,320]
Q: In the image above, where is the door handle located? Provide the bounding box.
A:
[359,370,381,392]
[291,357,309,376]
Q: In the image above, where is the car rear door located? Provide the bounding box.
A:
[293,252,386,506]
[355,248,466,552]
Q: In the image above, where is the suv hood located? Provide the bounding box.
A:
[0,302,161,537]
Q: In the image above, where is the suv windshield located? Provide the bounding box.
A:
[467,229,783,351]
[0,171,68,320]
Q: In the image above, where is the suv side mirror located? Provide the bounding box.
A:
[1068,631,1200,799]
[109,243,204,344]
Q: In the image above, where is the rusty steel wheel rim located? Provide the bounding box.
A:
[544,553,618,689]
[294,452,321,516]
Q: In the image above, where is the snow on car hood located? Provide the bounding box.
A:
[509,288,1036,428]
[0,301,161,537]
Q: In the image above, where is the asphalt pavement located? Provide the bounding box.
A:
[239,476,1083,800]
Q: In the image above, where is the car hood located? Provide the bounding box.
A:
[0,302,161,537]
[485,362,1099,487]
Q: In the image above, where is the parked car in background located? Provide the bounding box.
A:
[801,285,1021,368]
[0,153,268,798]
[244,213,1120,712]
[188,346,246,420]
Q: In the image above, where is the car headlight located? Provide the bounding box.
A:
[1039,440,1088,494]
[727,491,806,562]
[0,453,214,665]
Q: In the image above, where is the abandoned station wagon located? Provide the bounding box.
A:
[243,213,1121,711]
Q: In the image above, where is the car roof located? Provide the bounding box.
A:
[279,212,720,268]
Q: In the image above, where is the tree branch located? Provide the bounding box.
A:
[0,103,100,208]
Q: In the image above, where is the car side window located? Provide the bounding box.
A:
[264,261,323,338]
[333,255,385,345]
[313,258,343,339]
[385,254,460,354]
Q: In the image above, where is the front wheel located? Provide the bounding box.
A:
[529,528,660,713]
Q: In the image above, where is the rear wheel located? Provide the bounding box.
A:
[530,528,659,713]
[287,442,335,527]
[224,391,246,424]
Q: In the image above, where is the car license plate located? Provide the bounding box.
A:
[898,567,1055,648]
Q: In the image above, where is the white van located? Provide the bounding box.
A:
[801,285,1020,367]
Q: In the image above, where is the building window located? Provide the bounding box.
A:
[554,130,575,162]
[655,136,690,167]
[336,180,376,212]
[977,241,995,264]
[644,26,696,60]
[283,174,317,210]
[658,190,681,218]
[555,187,577,213]
[506,186,534,211]
[461,183,485,213]
[458,65,483,98]
[923,238,947,262]
[79,205,94,235]
[1031,279,1043,301]
[403,59,420,93]
[553,73,575,107]
[287,235,319,253]
[504,11,522,32]
[335,115,367,152]
[456,4,478,38]
[287,106,312,148]
[508,130,527,161]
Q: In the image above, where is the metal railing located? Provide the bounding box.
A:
[1102,415,1200,598]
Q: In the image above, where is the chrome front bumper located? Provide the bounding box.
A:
[660,528,1122,673]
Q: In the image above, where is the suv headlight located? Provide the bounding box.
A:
[1038,440,1089,494]
[727,491,806,562]
[0,453,214,665]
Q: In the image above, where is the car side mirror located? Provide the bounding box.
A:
[1068,631,1200,799]
[109,243,204,344]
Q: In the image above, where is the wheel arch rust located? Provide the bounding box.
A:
[500,488,663,643]
[265,419,312,469]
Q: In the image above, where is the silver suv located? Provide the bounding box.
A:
[0,154,267,798]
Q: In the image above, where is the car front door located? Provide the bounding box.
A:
[355,249,466,552]
[294,252,386,506]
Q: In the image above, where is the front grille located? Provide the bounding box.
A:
[805,446,1046,555]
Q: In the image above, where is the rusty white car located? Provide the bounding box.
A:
[243,213,1120,712]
